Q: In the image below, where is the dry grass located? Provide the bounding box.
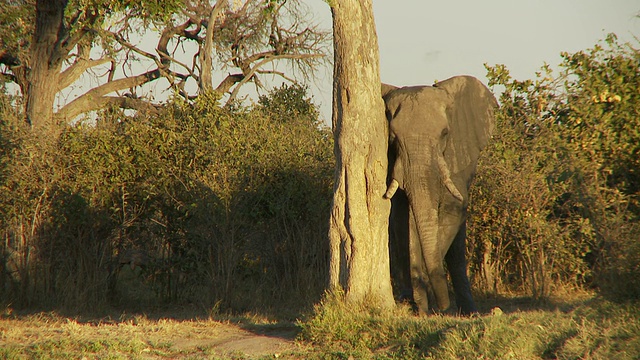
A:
[1,291,638,359]
[299,290,640,359]
[0,309,299,359]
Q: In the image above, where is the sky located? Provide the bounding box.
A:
[306,0,640,124]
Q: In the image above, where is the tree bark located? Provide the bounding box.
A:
[26,0,68,131]
[200,0,227,92]
[56,69,162,121]
[328,0,394,308]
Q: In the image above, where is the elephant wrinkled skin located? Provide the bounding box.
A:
[381,75,497,315]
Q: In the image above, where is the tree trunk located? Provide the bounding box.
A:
[26,0,68,131]
[328,0,394,308]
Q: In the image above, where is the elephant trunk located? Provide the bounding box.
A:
[409,188,450,311]
[385,142,458,312]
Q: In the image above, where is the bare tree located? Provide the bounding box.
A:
[0,0,329,131]
[327,0,394,308]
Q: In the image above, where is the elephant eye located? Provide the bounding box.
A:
[441,128,449,138]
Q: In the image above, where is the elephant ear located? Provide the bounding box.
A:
[434,76,497,178]
[381,83,399,98]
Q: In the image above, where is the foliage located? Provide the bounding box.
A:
[0,0,33,63]
[0,0,329,128]
[468,34,640,300]
[257,82,321,126]
[0,86,333,311]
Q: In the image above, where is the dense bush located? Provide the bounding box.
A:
[257,83,322,126]
[468,34,640,300]
[2,34,639,312]
[0,85,334,311]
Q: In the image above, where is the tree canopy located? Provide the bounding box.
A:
[0,0,329,131]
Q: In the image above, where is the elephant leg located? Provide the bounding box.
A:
[389,191,413,301]
[444,221,478,315]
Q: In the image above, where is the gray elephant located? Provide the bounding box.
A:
[381,75,496,315]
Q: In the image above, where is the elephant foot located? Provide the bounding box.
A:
[412,294,431,316]
[410,301,429,316]
[457,303,479,316]
[395,288,413,303]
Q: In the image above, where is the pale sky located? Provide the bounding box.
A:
[307,0,640,123]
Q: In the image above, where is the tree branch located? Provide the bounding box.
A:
[0,50,21,67]
[0,51,27,92]
[255,68,296,83]
[112,33,159,63]
[0,72,18,84]
[76,96,159,120]
[56,69,161,121]
[60,6,99,55]
[214,73,244,94]
[158,18,201,67]
[200,0,227,92]
[227,53,322,104]
[58,56,113,90]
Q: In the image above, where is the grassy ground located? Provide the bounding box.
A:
[1,292,639,359]
[300,292,640,359]
[0,309,302,359]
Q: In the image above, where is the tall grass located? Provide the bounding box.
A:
[299,294,640,359]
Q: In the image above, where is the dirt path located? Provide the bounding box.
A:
[169,323,300,358]
[0,313,302,359]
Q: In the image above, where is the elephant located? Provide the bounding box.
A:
[381,75,497,315]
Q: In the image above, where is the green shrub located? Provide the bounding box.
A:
[0,86,334,311]
[469,34,640,300]
[257,82,321,126]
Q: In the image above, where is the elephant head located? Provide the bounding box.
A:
[381,75,496,314]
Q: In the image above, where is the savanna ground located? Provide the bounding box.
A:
[2,290,639,359]
[0,306,300,359]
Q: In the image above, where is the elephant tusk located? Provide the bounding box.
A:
[443,178,464,202]
[436,154,464,202]
[384,179,399,199]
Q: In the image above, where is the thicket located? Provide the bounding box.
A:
[1,35,639,312]
[468,34,640,300]
[0,84,334,311]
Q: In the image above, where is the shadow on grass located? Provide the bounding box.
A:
[473,290,597,315]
